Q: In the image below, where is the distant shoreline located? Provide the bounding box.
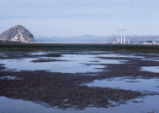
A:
[1,42,159,52]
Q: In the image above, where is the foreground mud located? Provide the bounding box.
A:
[0,70,141,109]
[1,51,159,110]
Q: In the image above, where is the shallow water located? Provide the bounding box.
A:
[0,53,127,73]
[141,66,159,73]
[97,53,144,59]
[0,76,20,80]
[83,76,159,112]
[85,77,159,93]
[1,51,159,113]
[1,95,159,113]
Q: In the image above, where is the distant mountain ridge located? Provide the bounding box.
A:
[36,35,159,43]
[1,25,158,44]
[36,35,116,43]
[0,25,35,43]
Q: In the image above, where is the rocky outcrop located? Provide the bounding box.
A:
[0,25,35,43]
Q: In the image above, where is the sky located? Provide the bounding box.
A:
[0,0,159,37]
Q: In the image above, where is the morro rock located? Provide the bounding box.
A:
[0,25,35,43]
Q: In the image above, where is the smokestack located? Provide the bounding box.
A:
[116,28,126,44]
[117,29,120,44]
[123,29,126,44]
[120,29,123,44]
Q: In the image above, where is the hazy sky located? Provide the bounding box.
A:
[0,0,158,37]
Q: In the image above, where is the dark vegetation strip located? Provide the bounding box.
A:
[1,43,159,52]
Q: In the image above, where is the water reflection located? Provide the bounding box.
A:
[1,95,159,113]
[0,76,21,80]
[0,96,55,113]
[85,77,159,93]
[0,54,127,73]
[1,51,159,113]
[141,66,159,73]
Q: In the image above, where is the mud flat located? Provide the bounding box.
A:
[1,51,159,113]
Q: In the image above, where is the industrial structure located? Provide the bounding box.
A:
[116,29,129,44]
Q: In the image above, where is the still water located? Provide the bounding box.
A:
[141,66,159,73]
[85,77,159,93]
[1,95,159,113]
[0,53,127,73]
[1,51,159,113]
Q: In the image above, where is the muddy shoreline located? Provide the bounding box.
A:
[0,51,159,110]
